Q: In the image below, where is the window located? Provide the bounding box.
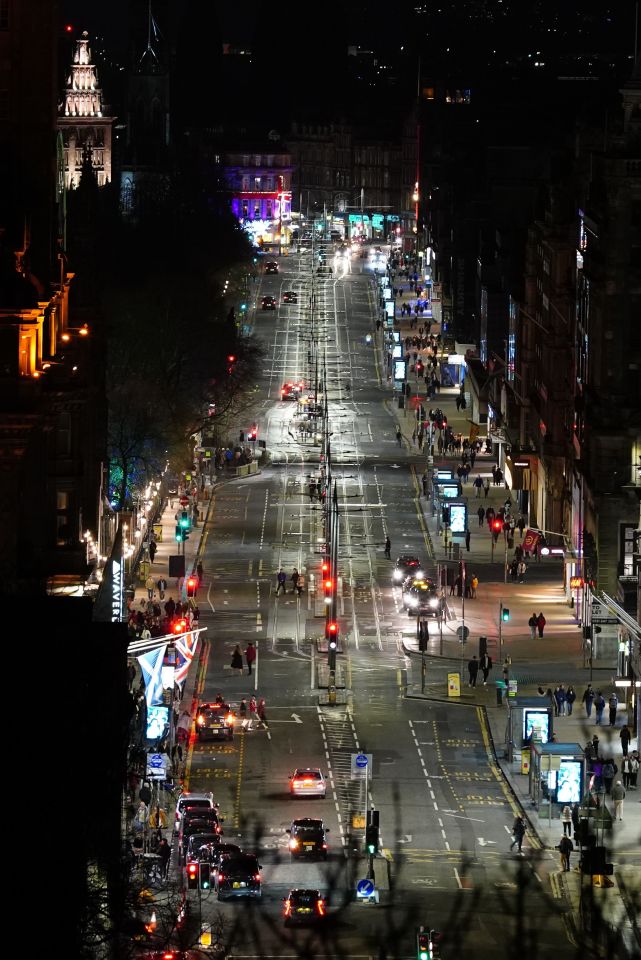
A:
[254,155,261,166]
[56,491,70,546]
[254,177,261,190]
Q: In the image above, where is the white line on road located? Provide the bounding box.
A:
[454,868,463,889]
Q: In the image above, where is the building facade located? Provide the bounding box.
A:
[224,144,292,246]
[58,31,114,188]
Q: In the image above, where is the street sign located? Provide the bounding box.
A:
[179,496,189,506]
[356,878,375,898]
[146,752,169,779]
[351,753,373,779]
[456,625,470,642]
[591,600,617,624]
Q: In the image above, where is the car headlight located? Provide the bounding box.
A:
[415,570,425,579]
[429,598,439,609]
[408,596,418,607]
[393,570,403,582]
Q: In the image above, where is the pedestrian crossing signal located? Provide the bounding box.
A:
[187,862,198,889]
[417,933,430,960]
[501,607,510,622]
[186,576,197,598]
[199,862,211,889]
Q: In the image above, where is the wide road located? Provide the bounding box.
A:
[177,246,574,959]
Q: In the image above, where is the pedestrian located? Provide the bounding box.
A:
[133,801,148,833]
[558,834,573,872]
[566,686,576,716]
[509,816,526,853]
[528,614,537,640]
[477,505,485,526]
[622,756,632,788]
[468,655,479,687]
[611,780,625,820]
[145,575,155,601]
[257,697,269,729]
[479,652,492,684]
[536,612,546,638]
[231,645,243,675]
[196,560,203,583]
[602,759,615,795]
[291,568,300,593]
[239,699,247,727]
[473,475,483,497]
[619,725,631,757]
[629,754,639,789]
[396,426,402,447]
[582,684,595,718]
[484,478,490,498]
[608,691,618,726]
[384,536,391,559]
[245,642,256,675]
[594,691,606,725]
[465,529,471,551]
[517,516,526,538]
[157,576,167,601]
[158,837,171,878]
[127,662,136,690]
[470,574,478,599]
[276,569,287,595]
[560,804,573,837]
[149,540,157,563]
[247,696,257,730]
[165,596,175,619]
[554,686,566,717]
[502,658,511,687]
[517,560,527,582]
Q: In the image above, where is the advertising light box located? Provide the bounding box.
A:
[557,760,582,804]
[385,301,395,319]
[393,344,403,359]
[439,483,459,499]
[394,360,407,382]
[449,503,466,533]
[146,705,169,741]
[523,709,550,743]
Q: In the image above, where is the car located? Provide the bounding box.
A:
[280,380,304,400]
[174,792,215,833]
[265,261,279,274]
[392,554,423,585]
[185,832,221,865]
[261,295,277,309]
[179,811,223,862]
[210,842,242,872]
[196,700,235,741]
[289,768,327,799]
[287,818,329,860]
[215,853,262,900]
[283,888,327,925]
[401,576,443,618]
[282,291,298,304]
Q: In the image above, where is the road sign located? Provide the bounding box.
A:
[456,625,470,642]
[146,752,169,779]
[179,495,189,506]
[356,878,375,898]
[447,673,461,698]
[351,753,373,779]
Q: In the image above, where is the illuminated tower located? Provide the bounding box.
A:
[58,31,114,188]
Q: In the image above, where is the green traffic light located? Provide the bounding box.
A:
[367,843,375,854]
[501,608,510,621]
[420,952,428,960]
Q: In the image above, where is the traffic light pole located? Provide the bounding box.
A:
[498,600,503,658]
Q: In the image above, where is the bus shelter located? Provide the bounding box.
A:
[506,696,554,766]
[529,742,586,823]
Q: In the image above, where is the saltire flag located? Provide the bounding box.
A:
[522,529,541,554]
[137,643,167,707]
[175,630,199,688]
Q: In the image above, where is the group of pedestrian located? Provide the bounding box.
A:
[231,642,256,676]
[581,684,619,725]
[468,653,493,686]
[238,695,269,730]
[527,612,547,639]
[276,568,305,596]
[126,593,200,642]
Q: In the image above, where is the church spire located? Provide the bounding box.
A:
[63,31,104,118]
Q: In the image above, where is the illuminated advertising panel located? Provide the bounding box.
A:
[146,705,169,741]
[449,503,466,533]
[523,709,550,743]
[557,760,582,804]
[394,360,406,382]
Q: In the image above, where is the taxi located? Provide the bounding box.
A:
[196,700,235,741]
[401,576,443,618]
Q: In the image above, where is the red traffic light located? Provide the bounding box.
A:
[227,355,236,363]
[321,560,330,574]
[327,621,338,634]
[491,519,502,532]
[186,576,197,597]
[324,578,334,591]
[172,617,188,634]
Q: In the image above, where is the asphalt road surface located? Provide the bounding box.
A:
[176,248,574,959]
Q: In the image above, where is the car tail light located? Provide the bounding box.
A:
[255,873,261,882]
[322,843,328,849]
[303,778,313,785]
[217,873,224,881]
[289,838,299,850]
[284,899,292,916]
[317,899,326,916]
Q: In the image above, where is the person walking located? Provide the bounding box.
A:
[622,755,632,789]
[594,691,606,725]
[158,837,171,879]
[608,691,618,726]
[554,686,566,717]
[560,804,573,837]
[559,834,573,872]
[231,645,243,676]
[477,505,485,526]
[196,560,204,583]
[479,652,492,684]
[528,614,537,640]
[149,540,157,563]
[239,698,247,728]
[509,816,526,853]
[396,426,403,447]
[484,478,490,498]
[602,759,615,795]
[247,696,257,730]
[473,475,483,497]
[384,536,391,559]
[619,724,631,757]
[517,560,527,583]
[629,754,639,789]
[145,575,155,601]
[276,569,287,595]
[291,568,300,593]
[465,529,471,551]
[157,576,167,601]
[536,612,546,638]
[582,684,595,718]
[611,780,626,820]
[502,657,511,687]
[470,574,478,599]
[566,686,576,716]
[468,655,479,688]
[257,697,269,729]
[245,642,256,676]
[517,516,526,538]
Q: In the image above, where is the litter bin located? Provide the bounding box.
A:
[496,681,506,705]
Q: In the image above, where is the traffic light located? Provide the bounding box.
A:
[180,511,191,530]
[172,617,188,634]
[323,577,334,605]
[227,354,236,375]
[187,862,198,889]
[248,423,258,441]
[175,525,185,542]
[417,931,430,960]
[186,576,197,598]
[326,621,338,647]
[365,823,379,855]
[491,518,502,533]
[321,559,330,576]
[501,607,510,622]
[199,862,211,889]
